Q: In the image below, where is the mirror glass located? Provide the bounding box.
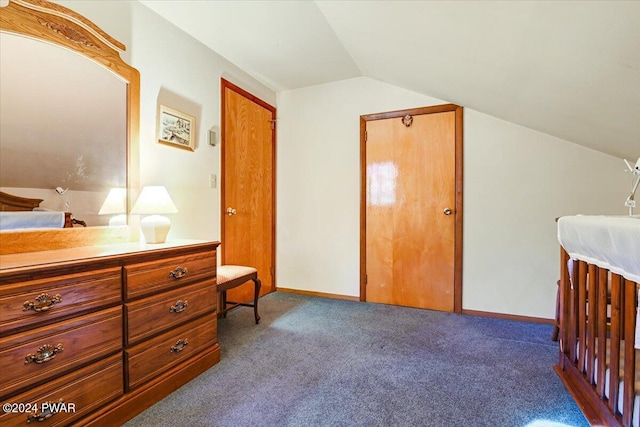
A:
[0,32,127,227]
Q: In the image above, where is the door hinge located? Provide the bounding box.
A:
[365,274,368,285]
[364,130,367,142]
[269,119,276,130]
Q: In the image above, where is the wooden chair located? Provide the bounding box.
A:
[217,265,261,324]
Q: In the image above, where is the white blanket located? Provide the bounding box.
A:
[558,215,640,284]
[0,211,65,230]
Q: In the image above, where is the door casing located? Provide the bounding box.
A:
[359,104,463,312]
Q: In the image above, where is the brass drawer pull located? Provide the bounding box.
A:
[170,338,188,353]
[26,399,64,423]
[169,267,188,279]
[23,293,62,312]
[25,343,64,365]
[170,300,188,313]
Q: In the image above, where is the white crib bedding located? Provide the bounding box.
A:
[558,215,640,284]
[0,211,65,230]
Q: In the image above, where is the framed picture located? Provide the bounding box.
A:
[157,105,196,151]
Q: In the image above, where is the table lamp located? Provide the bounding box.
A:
[131,186,178,243]
[98,188,127,226]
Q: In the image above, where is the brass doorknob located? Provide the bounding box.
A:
[226,207,237,216]
[443,208,452,215]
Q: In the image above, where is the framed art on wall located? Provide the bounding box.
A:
[157,105,195,151]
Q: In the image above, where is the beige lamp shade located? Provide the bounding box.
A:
[131,186,178,243]
[99,188,126,214]
[131,186,178,215]
[98,188,127,226]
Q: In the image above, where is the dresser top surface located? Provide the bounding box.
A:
[0,239,220,272]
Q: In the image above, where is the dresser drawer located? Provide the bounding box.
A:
[0,307,122,398]
[124,251,216,299]
[0,353,123,427]
[0,267,121,335]
[126,279,216,345]
[126,312,217,390]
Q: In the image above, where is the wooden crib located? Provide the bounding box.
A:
[555,215,640,427]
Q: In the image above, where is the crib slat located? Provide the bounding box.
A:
[559,248,571,356]
[596,267,608,398]
[609,274,623,414]
[569,258,579,362]
[587,264,598,383]
[578,261,588,373]
[622,278,637,427]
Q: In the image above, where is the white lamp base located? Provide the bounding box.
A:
[140,215,171,243]
[108,214,127,226]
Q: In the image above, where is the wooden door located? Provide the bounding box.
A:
[221,79,276,302]
[361,105,463,312]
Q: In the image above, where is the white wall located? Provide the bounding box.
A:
[464,110,627,318]
[55,0,276,248]
[277,76,629,319]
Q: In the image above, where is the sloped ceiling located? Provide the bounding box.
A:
[140,0,639,160]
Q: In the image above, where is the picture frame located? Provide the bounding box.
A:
[157,105,196,151]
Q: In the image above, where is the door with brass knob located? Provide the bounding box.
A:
[221,79,276,303]
[362,105,462,313]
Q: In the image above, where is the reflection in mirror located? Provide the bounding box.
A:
[0,0,139,255]
[0,32,127,227]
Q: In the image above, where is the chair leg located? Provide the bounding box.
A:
[252,278,261,324]
[221,290,227,318]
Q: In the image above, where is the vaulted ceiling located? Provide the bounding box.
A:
[140,0,639,160]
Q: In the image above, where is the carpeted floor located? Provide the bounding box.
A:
[125,292,588,427]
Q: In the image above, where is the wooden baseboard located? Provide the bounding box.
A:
[276,287,359,302]
[461,309,554,325]
[277,290,554,323]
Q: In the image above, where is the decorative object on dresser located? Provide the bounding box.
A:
[216,265,262,324]
[157,105,196,151]
[131,186,179,244]
[0,240,221,426]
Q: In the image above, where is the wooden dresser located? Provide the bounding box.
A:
[0,240,220,426]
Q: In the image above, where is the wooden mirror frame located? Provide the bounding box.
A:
[0,0,140,255]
